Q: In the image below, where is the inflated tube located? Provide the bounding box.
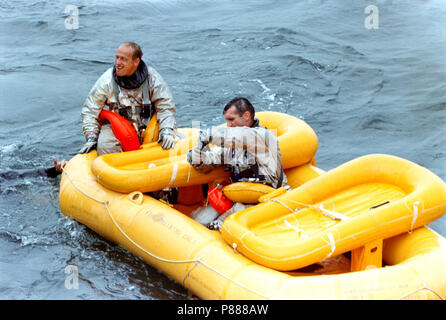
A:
[99,109,140,152]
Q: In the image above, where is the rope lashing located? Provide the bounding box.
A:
[263,198,350,221]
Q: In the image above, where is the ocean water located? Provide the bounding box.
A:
[0,0,445,299]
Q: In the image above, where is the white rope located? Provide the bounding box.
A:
[264,198,349,221]
[62,167,107,204]
[397,284,445,300]
[262,198,295,212]
[62,167,269,299]
[182,257,201,286]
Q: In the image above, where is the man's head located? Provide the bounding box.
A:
[115,42,143,77]
[223,97,255,127]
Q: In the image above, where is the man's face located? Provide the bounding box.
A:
[224,105,252,127]
[115,45,140,77]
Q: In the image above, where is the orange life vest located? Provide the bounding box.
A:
[99,109,140,152]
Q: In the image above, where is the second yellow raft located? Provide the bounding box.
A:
[221,154,446,271]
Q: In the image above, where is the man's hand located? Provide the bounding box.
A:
[187,148,201,165]
[53,157,67,173]
[198,128,211,146]
[187,132,209,165]
[78,133,98,154]
[158,128,176,150]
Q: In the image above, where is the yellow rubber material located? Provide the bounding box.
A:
[222,182,275,204]
[221,154,446,271]
[91,111,318,193]
[60,153,446,299]
[258,186,287,203]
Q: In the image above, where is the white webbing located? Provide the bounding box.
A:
[284,220,307,239]
[166,163,179,188]
[264,198,350,221]
[409,201,420,233]
[326,232,336,257]
[315,204,350,221]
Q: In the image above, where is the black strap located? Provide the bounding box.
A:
[277,167,284,188]
[111,75,153,117]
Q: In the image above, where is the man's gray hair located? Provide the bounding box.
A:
[122,42,143,60]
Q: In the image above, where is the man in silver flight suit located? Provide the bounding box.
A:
[187,97,287,229]
[188,97,286,189]
[79,42,177,155]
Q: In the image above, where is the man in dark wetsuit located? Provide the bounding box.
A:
[0,158,66,180]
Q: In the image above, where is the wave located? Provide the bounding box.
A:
[60,57,111,65]
[277,54,327,72]
[0,230,58,247]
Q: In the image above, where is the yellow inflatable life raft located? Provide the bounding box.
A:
[91,111,318,193]
[59,150,446,299]
[221,154,446,271]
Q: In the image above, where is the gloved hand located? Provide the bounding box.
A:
[198,128,211,146]
[187,148,201,165]
[187,131,211,165]
[78,133,98,154]
[158,128,176,150]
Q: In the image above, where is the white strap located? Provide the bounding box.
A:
[316,204,350,221]
[410,201,420,233]
[166,163,178,188]
[284,220,307,239]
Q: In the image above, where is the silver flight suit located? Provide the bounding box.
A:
[188,125,287,189]
[81,65,176,155]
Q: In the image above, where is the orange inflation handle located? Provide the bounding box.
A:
[208,185,233,214]
[99,109,140,152]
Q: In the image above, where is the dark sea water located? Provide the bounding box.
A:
[1,0,445,299]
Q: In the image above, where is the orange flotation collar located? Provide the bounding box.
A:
[99,109,140,152]
[208,186,233,214]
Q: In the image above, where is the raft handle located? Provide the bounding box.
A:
[127,191,144,205]
[369,201,389,210]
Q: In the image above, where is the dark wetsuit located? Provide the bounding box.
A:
[0,166,61,181]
